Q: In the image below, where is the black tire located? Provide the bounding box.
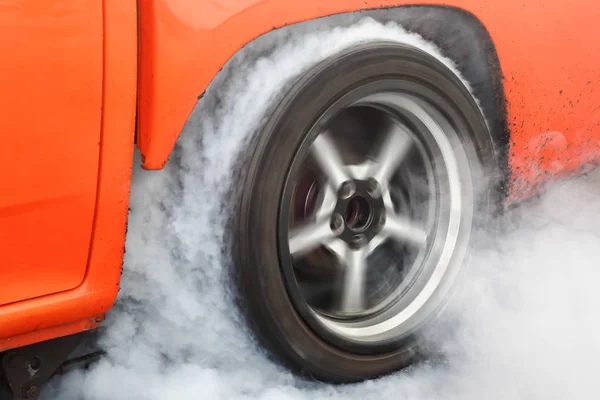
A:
[231,41,498,383]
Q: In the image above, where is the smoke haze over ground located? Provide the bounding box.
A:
[40,19,600,399]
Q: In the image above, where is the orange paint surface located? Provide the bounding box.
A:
[0,316,104,353]
[137,0,600,202]
[0,0,137,345]
[0,0,103,305]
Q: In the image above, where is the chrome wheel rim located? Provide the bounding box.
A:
[279,84,474,347]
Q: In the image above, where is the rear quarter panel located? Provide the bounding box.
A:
[137,0,600,203]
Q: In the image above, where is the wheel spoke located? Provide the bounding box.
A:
[289,219,338,257]
[370,123,413,185]
[310,133,349,189]
[325,238,347,261]
[339,248,368,313]
[367,233,388,255]
[315,185,337,221]
[383,214,428,248]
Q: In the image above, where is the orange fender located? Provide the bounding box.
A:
[136,0,600,202]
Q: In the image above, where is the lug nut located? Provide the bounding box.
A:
[339,181,356,199]
[367,178,381,198]
[350,234,367,249]
[330,213,344,233]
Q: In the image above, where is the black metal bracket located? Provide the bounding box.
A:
[1,331,105,400]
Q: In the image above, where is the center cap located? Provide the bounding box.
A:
[332,179,385,248]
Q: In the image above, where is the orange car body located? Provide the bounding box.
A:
[0,0,599,352]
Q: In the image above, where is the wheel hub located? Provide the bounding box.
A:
[331,179,385,248]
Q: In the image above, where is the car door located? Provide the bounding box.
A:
[0,0,103,305]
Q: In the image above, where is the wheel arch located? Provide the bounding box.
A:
[136,3,510,195]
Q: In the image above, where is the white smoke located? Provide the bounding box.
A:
[44,18,600,400]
